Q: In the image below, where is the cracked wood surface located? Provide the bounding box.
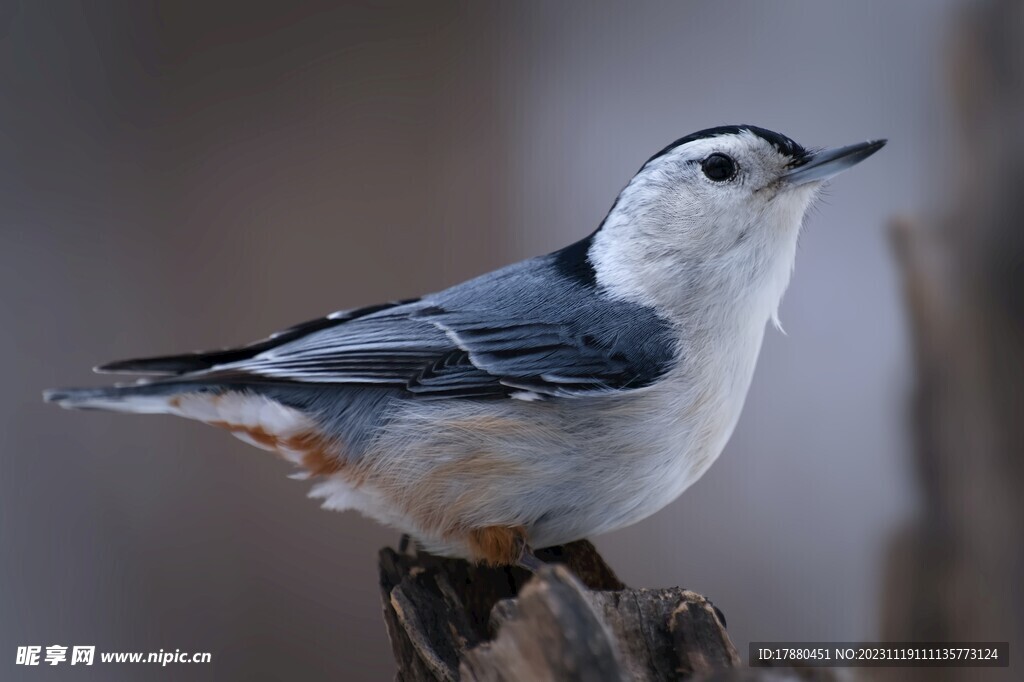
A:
[378,540,825,681]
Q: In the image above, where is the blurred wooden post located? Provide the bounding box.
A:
[882,1,1024,680]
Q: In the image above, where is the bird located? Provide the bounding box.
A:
[45,125,885,570]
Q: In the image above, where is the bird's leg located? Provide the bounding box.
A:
[511,532,546,573]
[398,533,412,554]
[516,545,546,573]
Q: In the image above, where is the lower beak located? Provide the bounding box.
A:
[784,139,886,185]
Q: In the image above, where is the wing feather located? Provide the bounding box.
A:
[108,252,679,400]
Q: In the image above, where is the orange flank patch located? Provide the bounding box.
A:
[466,525,527,566]
[200,401,532,561]
[409,452,525,527]
[208,420,346,477]
[298,446,345,477]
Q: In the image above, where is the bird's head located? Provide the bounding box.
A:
[588,125,885,322]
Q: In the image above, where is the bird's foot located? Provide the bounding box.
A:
[511,532,546,573]
[516,545,546,573]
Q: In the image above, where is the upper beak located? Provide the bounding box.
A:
[783,139,886,185]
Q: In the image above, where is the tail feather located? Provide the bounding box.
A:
[44,381,324,469]
[43,381,211,413]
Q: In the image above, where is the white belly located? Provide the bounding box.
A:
[303,330,761,558]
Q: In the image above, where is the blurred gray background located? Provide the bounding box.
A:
[1,1,956,679]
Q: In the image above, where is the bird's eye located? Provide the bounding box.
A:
[701,153,737,182]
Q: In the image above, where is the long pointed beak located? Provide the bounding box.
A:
[784,139,886,185]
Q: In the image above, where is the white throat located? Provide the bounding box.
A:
[588,179,818,335]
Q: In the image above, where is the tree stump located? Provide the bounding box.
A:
[378,540,736,681]
[379,540,833,681]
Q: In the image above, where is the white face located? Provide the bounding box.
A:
[590,129,821,319]
[622,129,818,258]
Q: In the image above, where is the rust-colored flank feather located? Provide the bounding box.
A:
[466,525,527,566]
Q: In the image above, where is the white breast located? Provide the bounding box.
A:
[566,318,767,541]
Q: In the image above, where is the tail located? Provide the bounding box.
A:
[44,377,333,480]
[43,381,214,414]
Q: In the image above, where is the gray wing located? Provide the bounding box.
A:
[206,251,679,400]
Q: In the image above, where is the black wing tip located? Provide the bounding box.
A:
[92,299,425,377]
[94,356,209,375]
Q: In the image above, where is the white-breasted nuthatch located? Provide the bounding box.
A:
[45,126,885,568]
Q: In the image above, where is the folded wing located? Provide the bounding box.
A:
[101,254,679,401]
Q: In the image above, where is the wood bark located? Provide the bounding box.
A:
[379,541,833,681]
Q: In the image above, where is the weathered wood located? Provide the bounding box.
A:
[378,540,758,681]
[461,564,626,681]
